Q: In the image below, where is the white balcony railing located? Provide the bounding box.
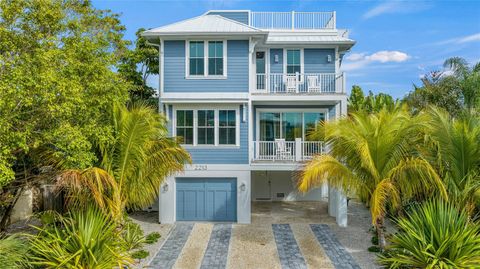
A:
[250,11,336,30]
[253,139,324,162]
[254,73,345,94]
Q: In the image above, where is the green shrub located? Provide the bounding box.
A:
[0,234,29,268]
[379,200,480,268]
[28,206,132,268]
[371,235,379,245]
[131,249,149,260]
[122,221,145,250]
[145,232,161,244]
[368,246,381,253]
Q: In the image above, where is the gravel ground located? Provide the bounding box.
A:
[129,211,173,268]
[131,200,389,269]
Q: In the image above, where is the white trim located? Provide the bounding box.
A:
[185,40,228,79]
[255,108,329,141]
[172,104,240,147]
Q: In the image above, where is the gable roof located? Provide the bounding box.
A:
[142,15,264,37]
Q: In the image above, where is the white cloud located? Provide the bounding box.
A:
[342,51,410,71]
[363,1,431,20]
[435,33,480,45]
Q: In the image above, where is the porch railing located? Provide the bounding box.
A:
[254,73,345,94]
[250,11,336,30]
[253,140,324,162]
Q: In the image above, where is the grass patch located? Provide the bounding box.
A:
[145,232,161,244]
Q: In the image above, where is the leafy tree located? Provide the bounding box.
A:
[298,108,447,249]
[118,28,159,101]
[56,103,190,221]
[0,0,129,229]
[403,57,480,116]
[380,200,480,268]
[348,86,398,114]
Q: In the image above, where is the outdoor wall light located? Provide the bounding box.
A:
[274,54,279,63]
[327,55,332,63]
[240,182,246,191]
[162,183,169,192]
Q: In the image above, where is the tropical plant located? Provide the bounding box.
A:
[0,234,29,268]
[348,85,398,114]
[379,200,480,268]
[424,107,480,216]
[145,231,161,244]
[28,206,132,268]
[298,108,447,249]
[122,221,146,250]
[56,102,190,221]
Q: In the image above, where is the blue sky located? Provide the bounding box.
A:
[93,0,480,99]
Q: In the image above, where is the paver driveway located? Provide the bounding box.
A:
[147,202,367,269]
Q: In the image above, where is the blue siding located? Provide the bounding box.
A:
[206,11,249,25]
[166,104,249,164]
[176,178,237,221]
[270,49,283,73]
[164,40,249,93]
[304,49,335,73]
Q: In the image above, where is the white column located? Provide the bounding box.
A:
[320,182,329,199]
[336,190,348,227]
[159,176,175,224]
[328,186,337,217]
[295,138,302,161]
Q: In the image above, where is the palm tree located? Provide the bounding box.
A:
[443,57,480,112]
[57,102,190,220]
[424,107,480,216]
[298,108,447,249]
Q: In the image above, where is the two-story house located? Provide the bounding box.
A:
[142,10,355,227]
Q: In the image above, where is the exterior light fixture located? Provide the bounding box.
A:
[274,54,279,63]
[162,183,169,192]
[327,55,332,63]
[240,182,246,191]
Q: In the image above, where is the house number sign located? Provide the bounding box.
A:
[194,165,207,171]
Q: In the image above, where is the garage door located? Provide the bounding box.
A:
[176,178,237,222]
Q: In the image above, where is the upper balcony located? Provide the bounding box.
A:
[250,11,336,30]
[253,72,346,95]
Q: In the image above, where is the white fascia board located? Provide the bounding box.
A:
[250,94,347,102]
[161,92,249,101]
[183,164,251,171]
[250,163,301,171]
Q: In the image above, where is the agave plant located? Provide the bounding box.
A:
[379,200,480,268]
[56,102,190,220]
[298,108,447,248]
[28,206,132,268]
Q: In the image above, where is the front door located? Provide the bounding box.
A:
[256,51,266,90]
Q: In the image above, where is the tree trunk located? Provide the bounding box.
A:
[0,187,23,231]
[376,217,387,250]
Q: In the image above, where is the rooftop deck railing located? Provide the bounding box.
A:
[250,11,336,30]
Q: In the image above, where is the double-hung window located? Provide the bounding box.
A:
[197,110,215,145]
[176,110,194,145]
[187,40,225,77]
[286,49,301,74]
[189,41,204,76]
[219,110,236,145]
[208,41,224,75]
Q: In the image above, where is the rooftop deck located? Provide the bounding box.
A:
[250,11,336,30]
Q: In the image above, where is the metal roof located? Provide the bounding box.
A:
[142,15,263,36]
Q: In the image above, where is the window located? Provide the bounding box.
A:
[286,49,301,74]
[259,111,325,141]
[187,40,226,77]
[189,41,204,75]
[176,110,193,144]
[219,110,236,145]
[208,41,223,75]
[197,110,215,145]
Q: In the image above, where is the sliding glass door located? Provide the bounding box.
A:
[258,111,325,141]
